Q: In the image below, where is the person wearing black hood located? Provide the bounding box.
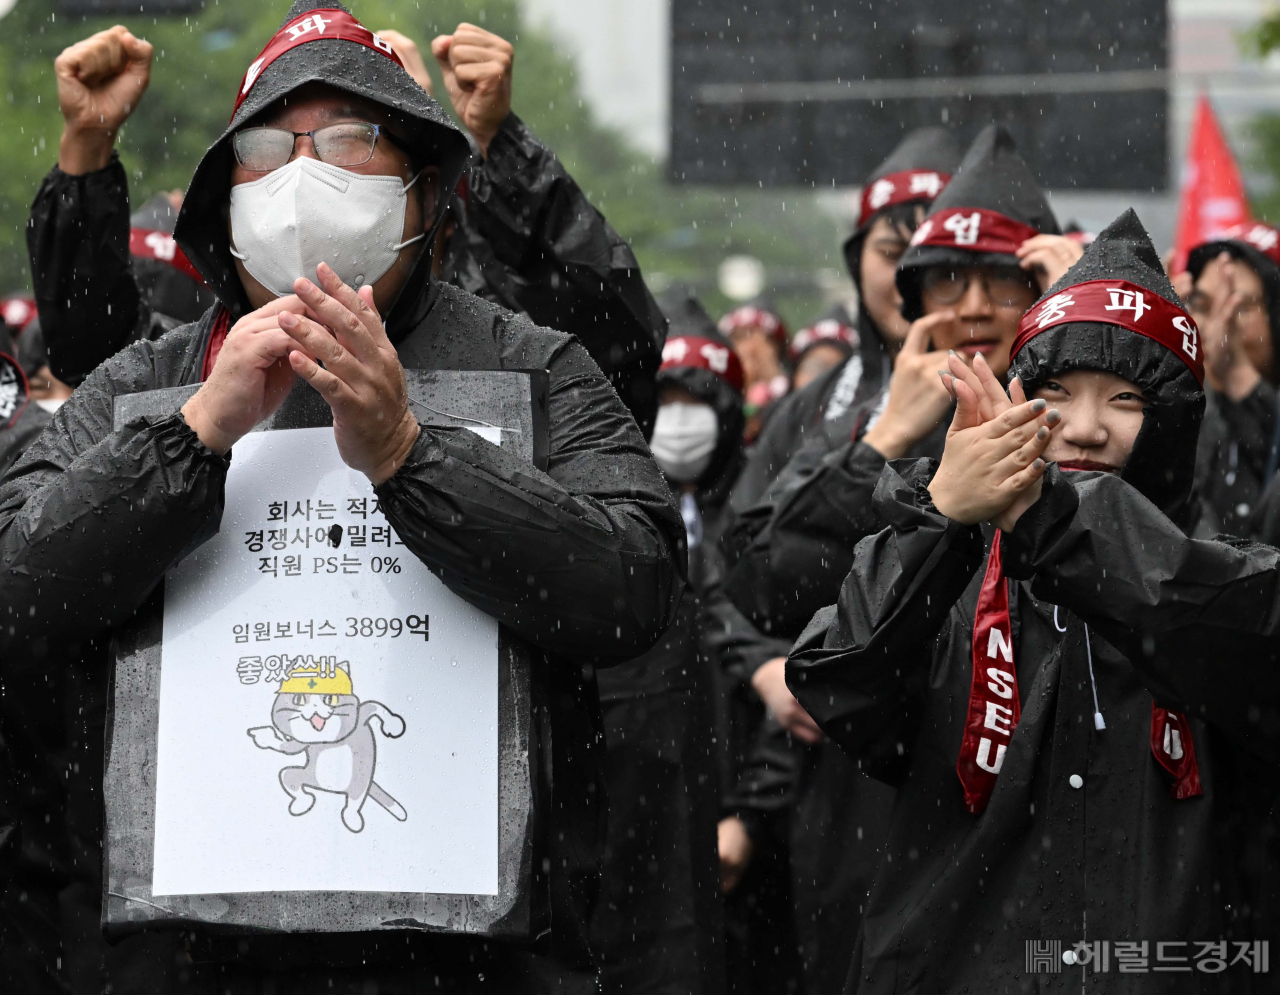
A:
[789,209,1279,994]
[788,304,858,393]
[0,3,683,992]
[28,21,666,434]
[723,123,1080,642]
[717,125,1085,994]
[1174,223,1280,538]
[590,288,742,995]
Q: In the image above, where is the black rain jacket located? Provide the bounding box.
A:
[789,214,1280,993]
[0,7,682,988]
[27,114,666,436]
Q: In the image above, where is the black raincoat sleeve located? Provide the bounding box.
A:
[375,335,684,665]
[0,341,229,655]
[703,587,793,686]
[724,438,892,638]
[460,114,666,434]
[785,458,986,782]
[26,156,156,387]
[1002,465,1280,764]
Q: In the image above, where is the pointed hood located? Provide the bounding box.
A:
[174,0,471,327]
[896,124,1060,321]
[1186,221,1280,357]
[850,127,962,237]
[656,286,744,503]
[1010,209,1204,525]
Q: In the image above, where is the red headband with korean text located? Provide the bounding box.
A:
[908,207,1040,257]
[858,169,951,228]
[1216,222,1280,268]
[233,9,405,118]
[718,305,788,347]
[130,228,206,285]
[661,335,745,393]
[1011,279,1204,386]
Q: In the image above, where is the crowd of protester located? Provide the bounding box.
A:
[2,3,1279,993]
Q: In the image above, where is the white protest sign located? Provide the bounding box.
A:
[151,426,499,897]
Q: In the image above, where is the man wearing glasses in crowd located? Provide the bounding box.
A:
[0,3,682,990]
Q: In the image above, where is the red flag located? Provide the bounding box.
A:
[1172,95,1250,273]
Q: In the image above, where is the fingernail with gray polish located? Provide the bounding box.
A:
[1031,399,1047,412]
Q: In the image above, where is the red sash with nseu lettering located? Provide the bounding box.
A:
[957,533,1203,814]
[958,532,1019,814]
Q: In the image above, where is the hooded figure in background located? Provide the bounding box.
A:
[789,209,1279,994]
[128,191,220,323]
[590,288,739,995]
[28,21,666,434]
[1177,222,1280,538]
[788,303,858,393]
[0,3,683,992]
[721,123,1069,642]
[718,301,791,442]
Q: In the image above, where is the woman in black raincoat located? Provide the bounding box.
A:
[788,209,1280,994]
[0,3,683,992]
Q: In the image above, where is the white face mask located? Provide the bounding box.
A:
[650,402,719,483]
[35,398,66,414]
[229,156,425,297]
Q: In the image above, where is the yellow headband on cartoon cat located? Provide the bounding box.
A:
[279,658,352,696]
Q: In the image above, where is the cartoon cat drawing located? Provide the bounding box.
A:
[247,657,406,833]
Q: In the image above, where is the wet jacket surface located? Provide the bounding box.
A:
[788,460,1280,994]
[1195,382,1278,537]
[27,113,666,434]
[0,280,682,987]
[1,6,682,988]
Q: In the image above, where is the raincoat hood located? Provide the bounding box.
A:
[1010,208,1205,525]
[657,287,745,502]
[1187,220,1280,361]
[842,127,961,355]
[174,0,472,326]
[131,193,216,324]
[896,124,1059,321]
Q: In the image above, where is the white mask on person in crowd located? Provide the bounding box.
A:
[650,402,719,483]
[35,398,66,414]
[229,156,425,297]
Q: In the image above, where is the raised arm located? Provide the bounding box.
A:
[431,24,666,433]
[28,27,156,386]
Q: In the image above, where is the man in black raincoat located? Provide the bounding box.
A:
[28,22,665,433]
[789,209,1279,994]
[1173,222,1280,537]
[0,3,683,991]
[590,289,741,995]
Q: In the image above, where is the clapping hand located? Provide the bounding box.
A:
[927,352,1058,531]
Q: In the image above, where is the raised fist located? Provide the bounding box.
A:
[55,25,153,174]
[431,23,513,157]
